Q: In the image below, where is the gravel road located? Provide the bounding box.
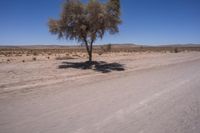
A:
[0,53,200,133]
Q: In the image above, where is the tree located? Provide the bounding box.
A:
[48,0,121,63]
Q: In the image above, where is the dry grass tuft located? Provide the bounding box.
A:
[56,56,74,60]
[32,57,37,61]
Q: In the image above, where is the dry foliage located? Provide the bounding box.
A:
[48,0,121,62]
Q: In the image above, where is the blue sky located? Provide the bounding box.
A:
[0,0,200,46]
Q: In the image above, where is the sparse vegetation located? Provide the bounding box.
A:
[33,52,38,56]
[101,44,112,53]
[174,48,178,53]
[32,57,36,61]
[56,56,74,60]
[0,45,200,59]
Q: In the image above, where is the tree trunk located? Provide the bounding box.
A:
[88,41,93,63]
[89,51,92,63]
[83,38,93,64]
[83,39,91,63]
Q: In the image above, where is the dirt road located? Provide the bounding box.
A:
[0,52,200,133]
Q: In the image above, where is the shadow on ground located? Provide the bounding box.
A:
[58,61,125,73]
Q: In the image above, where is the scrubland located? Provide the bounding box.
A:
[1,45,200,133]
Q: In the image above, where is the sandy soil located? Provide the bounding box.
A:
[0,52,199,96]
[0,52,200,133]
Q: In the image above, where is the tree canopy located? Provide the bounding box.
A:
[48,0,121,62]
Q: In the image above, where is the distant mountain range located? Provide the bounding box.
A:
[157,44,200,47]
[0,43,200,49]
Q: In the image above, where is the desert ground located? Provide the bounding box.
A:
[0,50,200,133]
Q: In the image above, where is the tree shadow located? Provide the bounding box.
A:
[58,61,125,73]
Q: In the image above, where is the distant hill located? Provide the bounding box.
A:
[157,44,200,47]
[0,43,139,49]
[106,43,140,47]
[0,45,72,49]
[0,43,200,49]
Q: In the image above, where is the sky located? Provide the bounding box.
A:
[0,0,200,46]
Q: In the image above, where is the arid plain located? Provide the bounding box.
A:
[0,46,200,133]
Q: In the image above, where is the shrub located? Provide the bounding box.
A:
[56,56,74,60]
[174,48,178,53]
[101,44,112,53]
[33,52,38,56]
